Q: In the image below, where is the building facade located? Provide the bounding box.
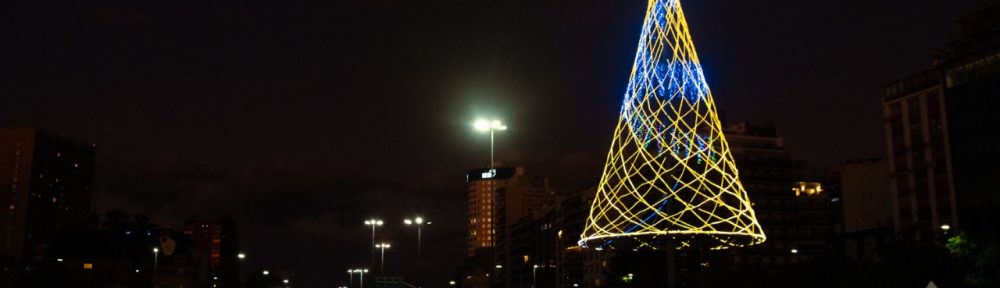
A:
[183,216,239,288]
[0,127,95,264]
[882,2,1000,240]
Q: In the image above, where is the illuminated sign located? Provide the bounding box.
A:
[481,169,497,179]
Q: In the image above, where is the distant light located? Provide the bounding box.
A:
[263,270,270,276]
[237,253,246,260]
[136,269,140,273]
[449,280,457,286]
[495,265,503,269]
[56,258,64,262]
[83,263,93,270]
[415,217,424,224]
[404,219,413,225]
[941,224,951,231]
[153,247,159,253]
[790,249,799,254]
[283,279,289,284]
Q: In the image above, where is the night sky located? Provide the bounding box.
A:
[1,0,988,287]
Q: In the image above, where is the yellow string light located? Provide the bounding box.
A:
[579,0,765,250]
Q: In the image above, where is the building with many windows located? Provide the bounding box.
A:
[0,127,95,264]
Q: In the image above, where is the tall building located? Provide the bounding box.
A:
[0,127,95,263]
[467,166,515,257]
[492,167,555,288]
[882,2,1000,240]
[721,122,831,269]
[840,160,893,234]
[940,3,1000,239]
[833,159,894,261]
[183,216,239,288]
[882,68,957,241]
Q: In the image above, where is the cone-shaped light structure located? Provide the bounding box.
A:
[580,0,765,250]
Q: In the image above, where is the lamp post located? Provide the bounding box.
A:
[152,247,160,286]
[403,216,429,260]
[364,219,383,263]
[532,264,539,288]
[236,252,246,286]
[347,269,354,288]
[474,119,508,168]
[351,269,369,288]
[375,243,391,275]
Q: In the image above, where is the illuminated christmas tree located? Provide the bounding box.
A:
[579,0,765,250]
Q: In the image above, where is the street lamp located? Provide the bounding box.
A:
[375,243,391,275]
[403,216,429,260]
[351,269,369,288]
[364,219,383,263]
[532,264,539,288]
[152,247,160,285]
[474,119,507,168]
[941,224,952,236]
[347,269,353,287]
[263,270,270,276]
[236,253,246,287]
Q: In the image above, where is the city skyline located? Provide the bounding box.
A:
[2,0,994,287]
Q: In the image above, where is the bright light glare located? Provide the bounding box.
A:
[474,119,490,131]
[415,217,424,224]
[475,119,506,131]
[404,219,413,225]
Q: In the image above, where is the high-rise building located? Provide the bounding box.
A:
[0,127,95,263]
[492,167,555,288]
[184,216,239,288]
[721,122,831,269]
[940,3,1000,239]
[882,2,1000,240]
[882,68,957,242]
[467,166,515,257]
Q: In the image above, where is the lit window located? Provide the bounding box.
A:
[83,263,93,270]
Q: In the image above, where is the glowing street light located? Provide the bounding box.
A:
[532,264,539,288]
[364,219,383,263]
[152,247,160,285]
[351,269,370,288]
[375,243,391,275]
[263,270,270,276]
[237,252,246,260]
[474,119,508,168]
[347,269,353,287]
[404,216,430,260]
